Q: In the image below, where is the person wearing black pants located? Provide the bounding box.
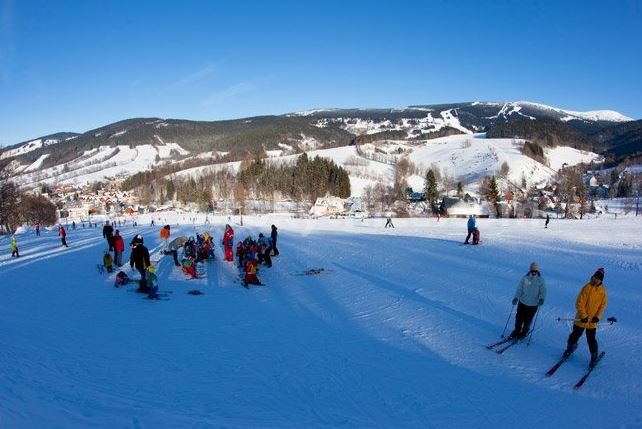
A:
[510,262,546,339]
[271,225,279,256]
[563,268,608,367]
[130,236,151,293]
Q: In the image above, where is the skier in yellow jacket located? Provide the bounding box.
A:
[563,267,608,367]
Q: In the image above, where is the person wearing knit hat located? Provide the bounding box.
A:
[510,262,547,339]
[562,267,608,368]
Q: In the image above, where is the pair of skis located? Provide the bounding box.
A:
[485,335,529,354]
[486,337,606,389]
[545,351,605,390]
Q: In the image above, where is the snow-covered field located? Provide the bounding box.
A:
[1,214,641,428]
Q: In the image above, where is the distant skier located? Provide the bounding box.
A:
[562,268,608,368]
[271,224,279,256]
[464,215,476,244]
[35,222,40,237]
[10,235,19,257]
[129,235,150,293]
[59,224,68,247]
[385,216,395,228]
[103,221,114,251]
[545,214,550,229]
[510,262,546,339]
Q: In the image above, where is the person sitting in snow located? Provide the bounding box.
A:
[103,250,114,273]
[114,271,130,288]
[244,252,261,287]
[181,257,198,279]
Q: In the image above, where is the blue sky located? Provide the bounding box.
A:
[1,0,641,146]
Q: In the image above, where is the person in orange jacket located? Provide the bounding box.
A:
[160,225,170,253]
[563,267,608,367]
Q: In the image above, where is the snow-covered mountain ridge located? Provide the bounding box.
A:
[0,101,637,194]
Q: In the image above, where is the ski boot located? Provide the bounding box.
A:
[562,343,577,358]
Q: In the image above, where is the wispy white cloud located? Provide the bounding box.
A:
[202,81,256,106]
[177,63,218,86]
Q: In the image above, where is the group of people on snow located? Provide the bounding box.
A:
[508,262,607,368]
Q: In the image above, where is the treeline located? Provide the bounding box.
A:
[487,119,599,151]
[238,153,351,201]
[128,154,351,210]
[0,168,57,233]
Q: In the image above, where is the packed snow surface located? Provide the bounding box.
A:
[1,214,641,428]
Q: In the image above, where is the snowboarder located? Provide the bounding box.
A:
[113,229,125,266]
[10,235,19,257]
[129,235,150,293]
[385,216,394,228]
[103,251,114,273]
[223,224,235,261]
[59,224,68,247]
[562,268,608,368]
[545,214,550,229]
[270,224,279,256]
[510,262,546,339]
[464,215,476,244]
[103,221,114,251]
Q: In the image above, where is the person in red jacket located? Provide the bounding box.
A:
[223,224,234,262]
[58,224,68,247]
[112,229,125,266]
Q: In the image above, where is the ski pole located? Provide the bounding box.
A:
[501,303,515,338]
[526,309,540,347]
[556,316,618,325]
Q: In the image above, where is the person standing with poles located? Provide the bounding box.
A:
[562,267,608,368]
[510,262,546,339]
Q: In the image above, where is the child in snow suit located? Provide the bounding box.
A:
[244,253,261,286]
[103,251,114,273]
[510,262,546,339]
[146,265,159,299]
[472,227,480,245]
[10,235,19,257]
[236,241,246,268]
[563,268,608,368]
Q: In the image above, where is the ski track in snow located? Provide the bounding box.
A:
[1,216,642,428]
